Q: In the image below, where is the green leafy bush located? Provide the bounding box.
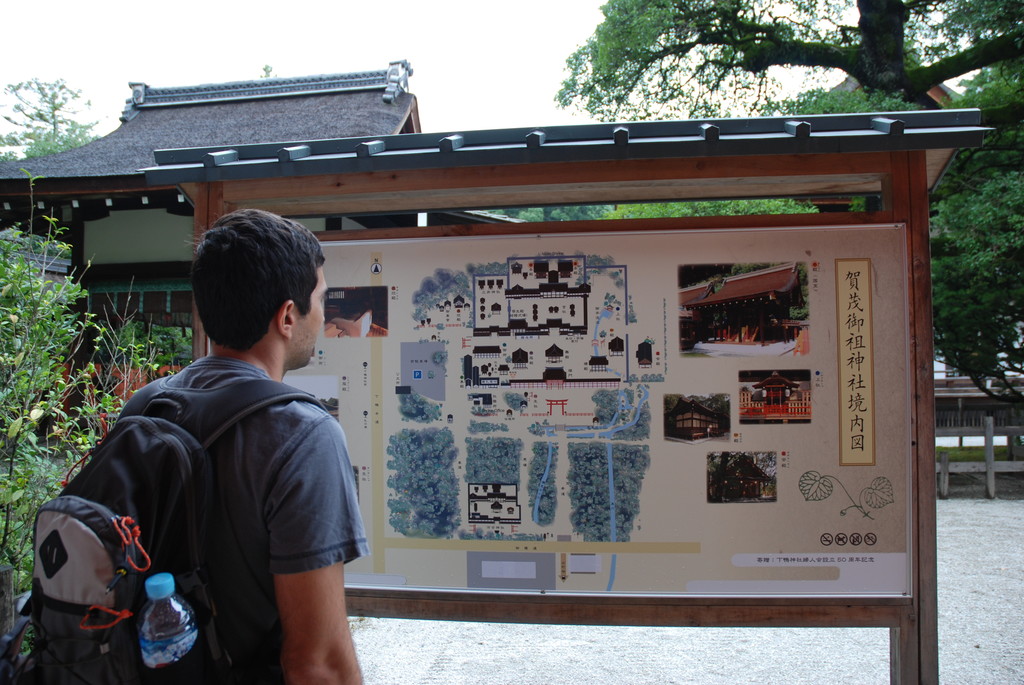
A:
[1,181,167,594]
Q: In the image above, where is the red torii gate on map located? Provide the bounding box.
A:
[546,399,568,415]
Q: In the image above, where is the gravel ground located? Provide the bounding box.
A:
[352,474,1024,684]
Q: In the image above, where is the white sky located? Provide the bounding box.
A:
[2,0,606,138]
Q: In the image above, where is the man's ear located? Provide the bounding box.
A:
[274,299,298,339]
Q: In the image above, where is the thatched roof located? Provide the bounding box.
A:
[0,63,418,181]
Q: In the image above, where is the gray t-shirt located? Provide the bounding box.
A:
[162,357,368,669]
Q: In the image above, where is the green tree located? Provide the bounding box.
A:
[931,173,1024,401]
[1,221,91,589]
[929,61,1024,401]
[760,87,919,118]
[2,78,97,159]
[0,177,166,593]
[557,0,1024,123]
[602,198,818,220]
[497,205,613,222]
[93,321,192,370]
[0,231,149,592]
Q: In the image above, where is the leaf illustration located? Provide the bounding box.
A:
[863,477,895,509]
[798,471,833,501]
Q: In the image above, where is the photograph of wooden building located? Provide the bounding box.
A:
[664,393,730,442]
[706,451,777,503]
[678,263,808,356]
[738,369,812,424]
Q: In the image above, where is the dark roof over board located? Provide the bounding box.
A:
[143,109,988,192]
[668,397,728,421]
[0,62,417,181]
[679,282,713,308]
[685,263,800,308]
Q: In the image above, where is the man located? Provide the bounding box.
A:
[164,208,367,683]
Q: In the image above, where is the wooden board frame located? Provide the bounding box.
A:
[184,149,937,684]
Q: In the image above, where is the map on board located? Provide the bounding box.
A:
[290,224,912,596]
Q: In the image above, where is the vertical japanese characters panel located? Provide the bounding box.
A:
[836,259,876,465]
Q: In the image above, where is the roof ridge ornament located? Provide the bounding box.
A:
[123,82,148,121]
[121,62,414,120]
[383,60,413,104]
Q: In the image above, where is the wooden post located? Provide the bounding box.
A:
[189,182,225,361]
[890,149,938,683]
[889,625,901,684]
[985,416,996,499]
[938,451,949,500]
[0,564,13,637]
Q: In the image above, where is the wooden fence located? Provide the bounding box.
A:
[936,416,1024,498]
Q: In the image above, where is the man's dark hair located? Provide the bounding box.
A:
[192,208,325,350]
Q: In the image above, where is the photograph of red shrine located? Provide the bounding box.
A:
[738,369,812,424]
[678,263,809,357]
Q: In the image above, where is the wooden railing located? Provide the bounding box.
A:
[936,416,1024,499]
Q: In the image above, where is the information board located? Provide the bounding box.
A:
[290,223,912,596]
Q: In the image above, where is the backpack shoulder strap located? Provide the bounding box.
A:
[196,379,323,448]
[122,378,322,446]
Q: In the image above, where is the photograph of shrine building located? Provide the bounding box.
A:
[678,263,809,357]
[663,393,730,442]
[738,369,812,424]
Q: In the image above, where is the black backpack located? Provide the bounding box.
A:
[6,378,317,685]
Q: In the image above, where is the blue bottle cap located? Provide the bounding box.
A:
[144,573,176,600]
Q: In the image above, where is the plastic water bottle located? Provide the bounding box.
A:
[138,573,198,669]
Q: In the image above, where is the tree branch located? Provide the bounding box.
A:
[979,100,1024,127]
[908,30,1024,93]
[967,371,1024,403]
[740,38,859,74]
